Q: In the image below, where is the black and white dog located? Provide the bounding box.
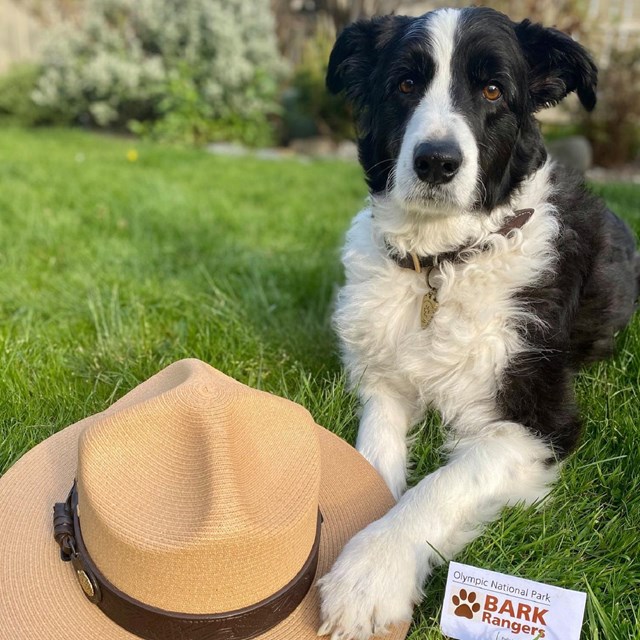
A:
[317,7,639,639]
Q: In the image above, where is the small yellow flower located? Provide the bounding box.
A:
[126,149,139,162]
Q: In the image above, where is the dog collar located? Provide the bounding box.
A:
[387,208,534,273]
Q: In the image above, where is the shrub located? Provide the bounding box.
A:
[32,0,286,145]
[582,48,640,167]
[282,21,353,143]
[0,64,64,126]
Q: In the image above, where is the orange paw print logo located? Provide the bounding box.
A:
[452,589,481,619]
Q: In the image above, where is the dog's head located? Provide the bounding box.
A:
[327,7,597,213]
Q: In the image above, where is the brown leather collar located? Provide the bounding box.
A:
[54,482,322,640]
[387,208,534,272]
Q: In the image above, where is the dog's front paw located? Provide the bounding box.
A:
[317,523,420,639]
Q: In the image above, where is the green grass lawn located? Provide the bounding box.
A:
[1,127,638,639]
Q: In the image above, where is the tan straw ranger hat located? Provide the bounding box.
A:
[0,359,410,640]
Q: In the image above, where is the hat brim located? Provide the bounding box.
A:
[0,416,410,639]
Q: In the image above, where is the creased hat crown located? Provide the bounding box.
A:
[76,359,321,613]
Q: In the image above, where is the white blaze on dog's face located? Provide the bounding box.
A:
[326,7,597,214]
[393,10,480,214]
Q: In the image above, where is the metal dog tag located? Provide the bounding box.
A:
[420,290,439,328]
[420,267,439,329]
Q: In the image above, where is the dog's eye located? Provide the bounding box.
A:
[399,79,415,94]
[482,84,502,101]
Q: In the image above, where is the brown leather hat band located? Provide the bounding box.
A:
[54,482,322,640]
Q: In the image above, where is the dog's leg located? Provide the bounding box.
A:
[318,422,557,640]
[355,390,419,500]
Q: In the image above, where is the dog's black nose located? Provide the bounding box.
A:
[413,141,462,184]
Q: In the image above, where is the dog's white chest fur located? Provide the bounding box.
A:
[334,170,559,434]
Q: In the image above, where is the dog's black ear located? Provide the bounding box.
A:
[326,16,407,109]
[514,19,597,112]
[326,20,373,97]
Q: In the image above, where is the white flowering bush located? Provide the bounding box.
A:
[32,0,286,144]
